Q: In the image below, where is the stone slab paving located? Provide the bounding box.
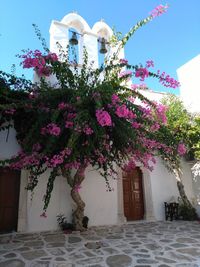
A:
[0,221,200,266]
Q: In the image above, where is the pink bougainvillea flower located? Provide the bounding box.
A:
[36,66,51,77]
[111,94,120,105]
[58,102,67,110]
[83,126,94,135]
[131,83,147,90]
[119,58,128,65]
[146,60,154,68]
[131,121,141,129]
[46,52,58,62]
[150,4,169,18]
[123,159,136,172]
[115,105,130,118]
[40,212,47,218]
[4,108,16,115]
[118,70,132,79]
[158,71,180,88]
[150,122,160,132]
[74,184,81,192]
[177,143,187,156]
[65,121,74,129]
[135,68,149,81]
[96,109,112,127]
[41,123,61,136]
[156,103,168,124]
[50,154,64,167]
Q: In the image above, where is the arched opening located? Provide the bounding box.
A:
[68,28,81,64]
[122,167,144,220]
[97,28,110,67]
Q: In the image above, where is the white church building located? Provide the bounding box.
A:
[0,13,199,233]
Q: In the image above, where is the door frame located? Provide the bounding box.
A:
[16,170,28,232]
[117,165,155,223]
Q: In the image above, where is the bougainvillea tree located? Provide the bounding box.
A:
[0,5,183,230]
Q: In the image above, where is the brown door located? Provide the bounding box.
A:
[123,167,144,220]
[0,167,20,232]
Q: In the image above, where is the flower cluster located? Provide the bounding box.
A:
[135,68,149,81]
[177,143,187,156]
[157,70,180,88]
[19,50,58,76]
[41,123,61,136]
[96,109,112,127]
[150,4,169,18]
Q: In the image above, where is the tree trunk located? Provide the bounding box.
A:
[62,165,87,231]
[177,180,193,207]
[71,184,85,231]
[174,169,194,208]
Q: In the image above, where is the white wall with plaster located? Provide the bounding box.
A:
[177,54,200,113]
[0,126,21,160]
[26,170,73,232]
[149,158,179,220]
[81,167,118,226]
[24,167,118,232]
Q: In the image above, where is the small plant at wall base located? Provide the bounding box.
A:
[56,214,75,233]
[0,5,184,230]
[178,198,198,221]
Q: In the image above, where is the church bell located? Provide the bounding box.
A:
[69,32,78,46]
[99,38,107,54]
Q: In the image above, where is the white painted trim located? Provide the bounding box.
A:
[141,167,156,221]
[17,170,28,232]
[117,167,127,223]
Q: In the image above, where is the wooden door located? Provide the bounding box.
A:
[0,167,20,232]
[123,167,144,220]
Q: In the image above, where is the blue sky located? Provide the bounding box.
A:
[1,0,200,94]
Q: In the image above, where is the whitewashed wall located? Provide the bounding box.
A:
[81,167,118,226]
[149,158,179,220]
[26,171,73,232]
[149,158,195,220]
[192,174,200,216]
[0,126,21,160]
[0,118,197,232]
[24,167,118,232]
[177,54,200,113]
[177,55,200,215]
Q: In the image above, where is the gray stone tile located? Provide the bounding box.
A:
[176,238,198,243]
[0,259,25,267]
[76,257,104,265]
[106,254,132,267]
[176,248,200,257]
[175,264,199,267]
[155,256,176,263]
[46,242,65,248]
[3,253,17,258]
[30,261,50,267]
[137,259,159,264]
[0,221,200,267]
[170,243,188,248]
[68,236,82,243]
[47,248,65,256]
[21,250,47,260]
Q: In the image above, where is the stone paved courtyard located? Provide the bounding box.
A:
[0,221,200,267]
